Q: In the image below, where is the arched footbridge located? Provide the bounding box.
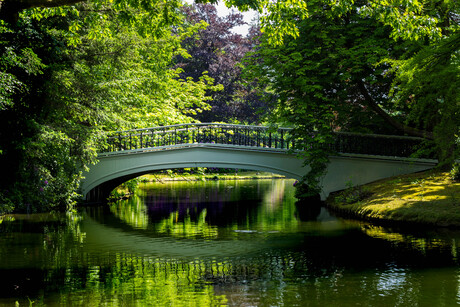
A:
[81,123,437,202]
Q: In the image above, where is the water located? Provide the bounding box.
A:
[1,179,460,306]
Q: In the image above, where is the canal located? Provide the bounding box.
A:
[1,179,460,306]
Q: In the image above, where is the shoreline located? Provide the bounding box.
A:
[109,172,289,201]
[325,170,460,228]
[138,172,287,183]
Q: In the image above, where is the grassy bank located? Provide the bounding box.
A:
[139,171,285,183]
[109,171,286,200]
[326,171,460,228]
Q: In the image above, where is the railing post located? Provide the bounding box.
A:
[245,128,248,146]
[220,127,223,144]
[140,131,143,149]
[150,130,154,148]
[237,128,240,145]
[185,125,188,144]
[257,130,260,147]
[129,132,132,150]
[281,130,284,149]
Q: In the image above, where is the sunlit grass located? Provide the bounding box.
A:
[327,171,460,227]
[140,171,285,182]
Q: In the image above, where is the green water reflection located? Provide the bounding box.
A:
[1,179,460,306]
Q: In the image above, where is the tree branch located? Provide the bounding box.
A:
[357,80,434,140]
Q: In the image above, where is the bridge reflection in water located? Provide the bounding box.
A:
[82,123,437,202]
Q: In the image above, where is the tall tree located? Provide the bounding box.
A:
[245,0,459,194]
[176,3,273,123]
[0,1,217,212]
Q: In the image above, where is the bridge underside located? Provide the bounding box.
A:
[81,145,436,203]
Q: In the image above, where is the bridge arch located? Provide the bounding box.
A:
[82,145,309,202]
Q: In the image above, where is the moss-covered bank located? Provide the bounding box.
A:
[326,171,460,228]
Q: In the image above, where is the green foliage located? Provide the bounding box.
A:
[45,3,217,131]
[451,163,460,182]
[0,192,15,215]
[21,0,184,45]
[293,180,319,199]
[358,0,445,41]
[0,1,218,213]
[245,0,458,190]
[244,0,406,192]
[387,32,460,166]
[222,0,458,45]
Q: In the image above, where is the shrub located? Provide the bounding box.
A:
[451,163,460,182]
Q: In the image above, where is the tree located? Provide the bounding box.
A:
[0,1,217,212]
[176,3,273,123]
[244,0,459,195]
[388,32,460,167]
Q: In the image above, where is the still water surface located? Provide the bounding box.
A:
[1,179,460,306]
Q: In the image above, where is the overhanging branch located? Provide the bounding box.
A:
[357,80,434,140]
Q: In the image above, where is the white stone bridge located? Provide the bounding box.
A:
[81,123,437,202]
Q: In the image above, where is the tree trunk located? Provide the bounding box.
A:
[357,80,434,140]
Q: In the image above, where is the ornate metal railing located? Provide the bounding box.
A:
[104,123,294,153]
[332,132,430,158]
[102,123,430,159]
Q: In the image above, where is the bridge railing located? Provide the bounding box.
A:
[331,132,429,158]
[104,123,294,152]
[102,123,430,159]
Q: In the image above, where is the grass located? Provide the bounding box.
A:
[109,171,286,200]
[139,171,285,182]
[326,170,460,228]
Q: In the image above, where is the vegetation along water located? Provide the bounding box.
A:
[2,179,460,306]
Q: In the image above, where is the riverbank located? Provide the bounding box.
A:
[139,171,286,183]
[326,170,460,228]
[109,171,287,200]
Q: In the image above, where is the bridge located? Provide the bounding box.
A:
[81,123,437,202]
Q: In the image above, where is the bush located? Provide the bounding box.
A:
[451,163,460,182]
[0,192,15,215]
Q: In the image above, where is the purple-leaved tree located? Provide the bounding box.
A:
[176,4,275,123]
